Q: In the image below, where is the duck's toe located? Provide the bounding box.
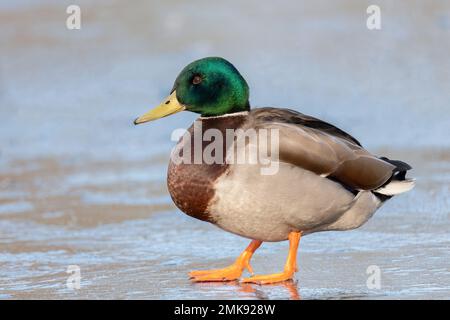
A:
[189,264,246,282]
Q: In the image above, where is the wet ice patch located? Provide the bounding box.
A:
[0,201,33,215]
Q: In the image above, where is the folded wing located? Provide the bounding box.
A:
[249,108,396,191]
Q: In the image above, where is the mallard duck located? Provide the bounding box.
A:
[134,57,415,284]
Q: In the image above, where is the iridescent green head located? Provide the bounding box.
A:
[173,57,250,116]
[134,57,250,124]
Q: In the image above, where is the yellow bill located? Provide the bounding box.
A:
[134,91,185,125]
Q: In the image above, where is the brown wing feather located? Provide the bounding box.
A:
[248,108,395,191]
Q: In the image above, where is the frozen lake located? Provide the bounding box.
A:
[0,0,449,299]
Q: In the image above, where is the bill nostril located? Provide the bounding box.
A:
[165,101,170,105]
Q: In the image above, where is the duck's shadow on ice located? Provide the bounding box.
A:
[191,280,379,300]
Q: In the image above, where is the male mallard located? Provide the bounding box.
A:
[134,57,414,284]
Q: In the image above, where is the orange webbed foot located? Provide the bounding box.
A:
[189,261,253,282]
[242,231,301,285]
[189,240,261,283]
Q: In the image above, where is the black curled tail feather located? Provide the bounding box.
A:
[373,157,414,202]
[379,157,412,181]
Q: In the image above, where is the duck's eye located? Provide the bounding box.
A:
[192,75,202,85]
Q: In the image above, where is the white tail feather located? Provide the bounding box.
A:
[375,179,415,196]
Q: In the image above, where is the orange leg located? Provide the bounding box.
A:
[189,240,262,282]
[242,231,301,284]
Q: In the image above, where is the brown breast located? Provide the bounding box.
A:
[167,113,247,222]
